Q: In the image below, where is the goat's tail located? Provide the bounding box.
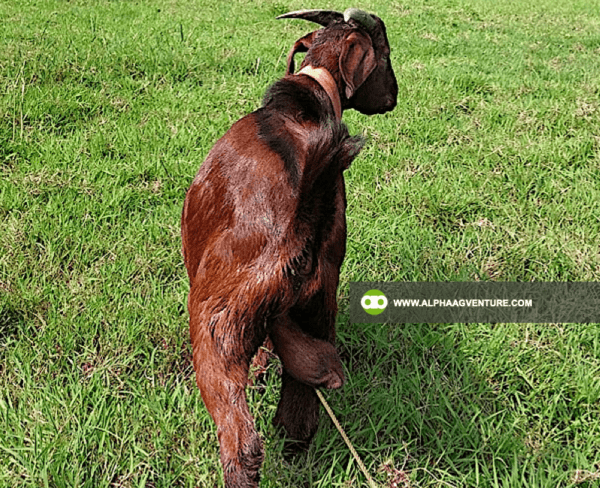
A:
[299,121,364,197]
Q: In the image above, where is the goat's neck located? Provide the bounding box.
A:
[297,66,342,121]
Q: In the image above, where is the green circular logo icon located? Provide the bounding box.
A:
[361,289,388,315]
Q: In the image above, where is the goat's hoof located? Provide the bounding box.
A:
[317,351,345,389]
[282,437,311,459]
[319,368,344,389]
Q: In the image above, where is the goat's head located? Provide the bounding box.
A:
[278,8,398,115]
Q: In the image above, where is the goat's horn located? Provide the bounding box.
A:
[276,9,344,27]
[343,8,377,33]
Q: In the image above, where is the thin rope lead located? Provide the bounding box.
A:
[315,389,377,488]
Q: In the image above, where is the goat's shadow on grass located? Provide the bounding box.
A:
[261,320,588,487]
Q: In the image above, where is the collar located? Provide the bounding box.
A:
[297,65,342,120]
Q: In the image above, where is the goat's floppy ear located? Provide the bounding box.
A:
[339,31,377,99]
[286,31,317,75]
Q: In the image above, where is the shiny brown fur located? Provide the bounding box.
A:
[181,11,397,488]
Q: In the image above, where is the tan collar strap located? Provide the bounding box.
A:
[297,65,342,120]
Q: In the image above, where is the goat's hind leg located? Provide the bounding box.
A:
[190,312,264,488]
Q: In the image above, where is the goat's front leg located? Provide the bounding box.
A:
[273,370,321,451]
[270,289,344,448]
[270,313,344,389]
[190,311,264,488]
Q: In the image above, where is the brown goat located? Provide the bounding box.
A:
[181,8,397,487]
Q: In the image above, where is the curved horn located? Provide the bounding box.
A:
[343,8,377,33]
[276,9,344,27]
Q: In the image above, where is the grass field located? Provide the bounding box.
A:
[1,0,600,486]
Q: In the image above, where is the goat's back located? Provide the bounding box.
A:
[182,101,362,290]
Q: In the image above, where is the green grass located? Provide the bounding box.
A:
[1,0,599,486]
